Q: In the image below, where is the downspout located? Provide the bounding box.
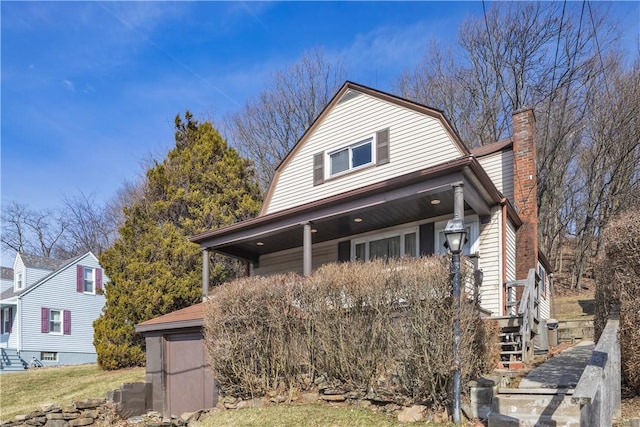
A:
[17,297,21,353]
[501,199,507,316]
[202,249,209,301]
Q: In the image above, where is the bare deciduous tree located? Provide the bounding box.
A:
[1,201,67,258]
[226,48,346,190]
[396,2,633,289]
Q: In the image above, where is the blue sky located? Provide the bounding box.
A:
[1,2,639,217]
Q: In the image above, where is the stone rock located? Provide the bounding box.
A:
[179,412,195,422]
[81,411,97,420]
[62,405,77,413]
[63,412,80,420]
[68,418,93,426]
[313,374,326,385]
[319,394,346,402]
[346,391,365,400]
[25,418,45,426]
[13,415,27,422]
[397,405,426,423]
[40,404,61,413]
[269,395,286,404]
[43,420,67,427]
[74,399,105,410]
[45,413,65,420]
[126,415,145,424]
[146,411,162,418]
[300,392,318,403]
[322,388,345,395]
[236,398,265,409]
[316,382,330,392]
[223,401,237,410]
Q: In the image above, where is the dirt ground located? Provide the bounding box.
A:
[618,394,640,424]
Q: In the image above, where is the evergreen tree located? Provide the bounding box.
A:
[94,112,262,369]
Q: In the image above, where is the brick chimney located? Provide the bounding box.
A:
[512,108,538,280]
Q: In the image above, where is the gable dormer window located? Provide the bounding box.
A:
[314,128,390,186]
[328,137,374,177]
[16,272,23,290]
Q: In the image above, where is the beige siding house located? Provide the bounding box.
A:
[138,81,555,417]
[190,82,552,320]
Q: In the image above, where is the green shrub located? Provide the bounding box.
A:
[204,256,495,407]
[595,208,640,395]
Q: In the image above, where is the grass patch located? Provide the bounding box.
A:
[194,404,455,427]
[554,292,595,320]
[0,364,144,421]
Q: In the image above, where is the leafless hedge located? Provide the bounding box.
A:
[595,209,640,395]
[204,256,497,407]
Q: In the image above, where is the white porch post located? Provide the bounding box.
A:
[453,183,464,219]
[303,223,312,276]
[202,249,210,301]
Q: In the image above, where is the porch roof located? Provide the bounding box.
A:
[189,156,521,262]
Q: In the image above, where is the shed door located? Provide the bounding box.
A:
[165,332,217,416]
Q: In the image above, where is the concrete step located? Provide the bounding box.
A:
[490,393,579,420]
[0,348,27,371]
[557,319,594,343]
[488,412,580,427]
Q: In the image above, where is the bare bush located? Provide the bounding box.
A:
[595,209,640,395]
[204,257,497,407]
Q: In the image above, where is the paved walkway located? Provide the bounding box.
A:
[519,340,595,389]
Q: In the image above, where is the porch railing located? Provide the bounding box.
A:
[504,268,540,361]
[572,310,621,426]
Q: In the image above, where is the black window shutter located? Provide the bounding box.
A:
[313,152,324,186]
[376,128,390,165]
[420,223,435,256]
[338,240,351,262]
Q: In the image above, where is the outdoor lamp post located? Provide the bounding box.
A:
[443,217,467,424]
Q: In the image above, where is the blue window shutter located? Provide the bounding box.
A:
[63,311,71,335]
[8,307,13,333]
[1,309,4,334]
[77,265,83,292]
[96,268,102,292]
[41,307,50,333]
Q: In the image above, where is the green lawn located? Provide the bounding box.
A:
[0,364,467,426]
[0,364,145,421]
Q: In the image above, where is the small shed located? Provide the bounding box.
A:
[135,302,218,417]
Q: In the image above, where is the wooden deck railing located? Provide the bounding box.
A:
[571,311,621,426]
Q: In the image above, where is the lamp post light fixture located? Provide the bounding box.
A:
[443,217,467,424]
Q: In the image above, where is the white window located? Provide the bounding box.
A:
[83,267,95,294]
[434,216,480,256]
[49,310,62,335]
[16,272,23,290]
[2,307,10,334]
[328,137,374,177]
[538,261,547,298]
[41,352,58,361]
[352,227,419,261]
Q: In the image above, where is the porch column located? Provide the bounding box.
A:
[303,223,312,276]
[202,249,210,301]
[453,183,464,219]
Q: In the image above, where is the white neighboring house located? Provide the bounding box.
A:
[0,252,106,369]
[1,267,14,294]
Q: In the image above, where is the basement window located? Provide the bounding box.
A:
[41,352,58,361]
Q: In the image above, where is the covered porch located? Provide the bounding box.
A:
[190,156,521,306]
